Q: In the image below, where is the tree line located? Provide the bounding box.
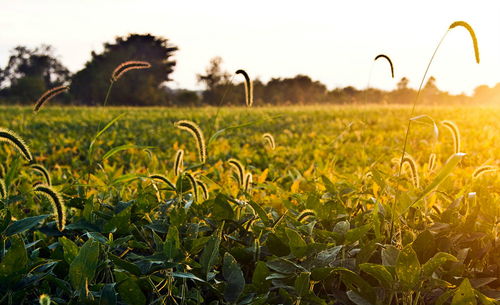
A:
[0,33,497,106]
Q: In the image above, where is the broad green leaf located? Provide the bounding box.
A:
[212,194,234,220]
[346,290,374,305]
[345,224,371,244]
[422,252,458,277]
[69,239,100,290]
[59,236,79,264]
[294,272,311,297]
[247,200,270,225]
[103,205,131,234]
[200,226,222,279]
[108,253,141,276]
[332,267,376,304]
[163,225,181,261]
[359,263,393,289]
[451,278,476,305]
[252,261,270,293]
[171,272,204,282]
[0,235,27,279]
[5,214,49,236]
[408,153,466,212]
[285,228,307,258]
[381,245,399,266]
[222,252,245,304]
[412,230,437,263]
[395,245,421,290]
[114,271,145,305]
[99,284,117,305]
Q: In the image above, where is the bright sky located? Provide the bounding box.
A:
[1,0,500,95]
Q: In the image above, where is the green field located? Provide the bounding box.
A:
[0,105,498,304]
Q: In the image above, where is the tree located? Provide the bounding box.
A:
[196,57,231,105]
[0,45,70,103]
[71,34,177,106]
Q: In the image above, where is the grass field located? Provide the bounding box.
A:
[0,105,498,304]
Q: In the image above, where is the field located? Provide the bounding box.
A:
[0,105,498,304]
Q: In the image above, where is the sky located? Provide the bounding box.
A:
[1,0,500,95]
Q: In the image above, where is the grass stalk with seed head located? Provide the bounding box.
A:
[30,164,51,186]
[402,154,420,188]
[0,179,6,199]
[428,153,437,172]
[391,20,480,241]
[174,120,206,163]
[111,61,151,82]
[149,174,176,190]
[228,158,245,188]
[472,165,497,179]
[197,180,209,200]
[263,133,276,150]
[441,120,461,154]
[235,69,253,107]
[33,86,69,112]
[174,149,184,176]
[297,209,317,223]
[34,184,66,231]
[0,128,33,162]
[374,54,394,78]
[184,172,198,202]
[244,172,252,193]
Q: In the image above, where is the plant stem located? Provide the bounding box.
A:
[389,30,448,242]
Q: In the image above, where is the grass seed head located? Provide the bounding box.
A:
[374,54,394,78]
[30,164,51,186]
[228,158,245,188]
[263,133,276,150]
[402,154,420,188]
[184,172,198,202]
[441,120,461,154]
[196,179,209,200]
[111,61,151,82]
[174,120,206,163]
[449,21,480,64]
[33,85,69,112]
[0,128,33,162]
[174,149,184,176]
[34,184,66,231]
[244,172,252,193]
[235,69,253,107]
[428,153,437,172]
[0,178,6,199]
[472,165,497,179]
[149,174,176,190]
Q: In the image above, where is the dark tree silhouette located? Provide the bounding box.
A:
[71,34,177,106]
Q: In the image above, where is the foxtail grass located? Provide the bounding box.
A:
[33,85,69,112]
[0,178,6,199]
[174,149,184,176]
[428,153,437,172]
[441,120,461,154]
[0,128,33,162]
[263,133,276,150]
[472,165,497,179]
[0,164,4,178]
[30,164,51,186]
[235,69,253,107]
[197,180,209,200]
[401,154,420,188]
[449,21,480,63]
[228,158,245,188]
[149,174,176,190]
[244,172,252,193]
[184,172,198,202]
[175,120,207,163]
[374,54,394,78]
[34,184,66,231]
[111,61,151,82]
[391,20,480,242]
[297,209,317,223]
